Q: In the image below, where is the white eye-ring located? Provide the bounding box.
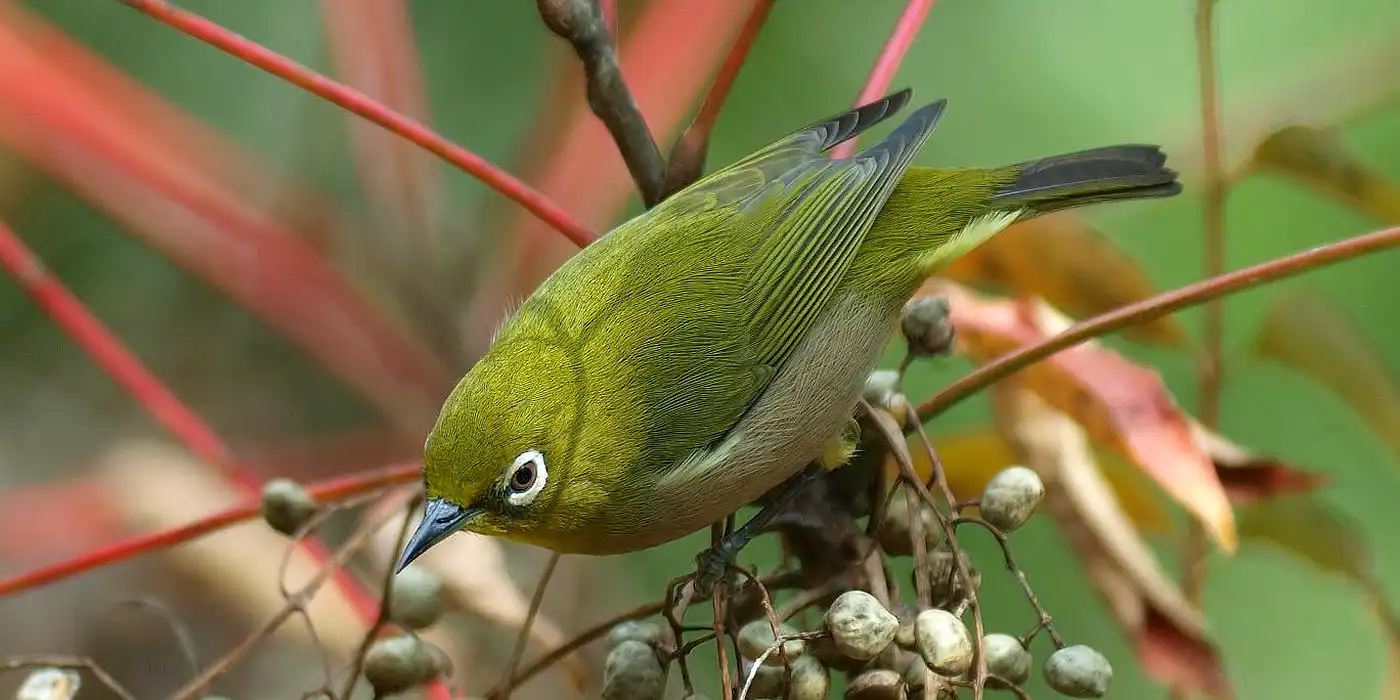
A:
[505,449,548,507]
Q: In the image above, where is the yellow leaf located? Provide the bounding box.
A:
[1251,124,1400,223]
[1251,291,1400,465]
[941,213,1187,347]
[896,430,1175,533]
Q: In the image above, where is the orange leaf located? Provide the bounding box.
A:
[1250,124,1400,223]
[927,281,1237,551]
[993,388,1231,698]
[1250,291,1400,464]
[941,213,1187,347]
[896,430,1174,533]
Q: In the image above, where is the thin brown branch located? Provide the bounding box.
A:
[490,599,668,696]
[166,488,415,700]
[494,552,563,700]
[863,401,988,698]
[917,225,1400,421]
[1195,0,1227,432]
[951,516,1063,648]
[537,0,666,207]
[1179,2,1226,698]
[662,0,776,196]
[339,494,423,700]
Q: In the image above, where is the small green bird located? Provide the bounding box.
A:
[396,90,1180,572]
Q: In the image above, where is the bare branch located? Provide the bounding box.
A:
[537,0,667,207]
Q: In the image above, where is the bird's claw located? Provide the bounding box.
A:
[691,545,733,597]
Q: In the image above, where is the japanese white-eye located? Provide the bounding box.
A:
[397,89,1180,567]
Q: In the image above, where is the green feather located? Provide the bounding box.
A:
[417,90,1182,555]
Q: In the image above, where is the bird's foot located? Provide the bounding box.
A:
[691,539,741,597]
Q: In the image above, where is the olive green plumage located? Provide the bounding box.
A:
[398,89,1180,563]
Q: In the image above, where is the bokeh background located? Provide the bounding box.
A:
[2,1,1400,698]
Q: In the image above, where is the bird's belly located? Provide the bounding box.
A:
[574,291,901,555]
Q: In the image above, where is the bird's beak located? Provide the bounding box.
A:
[395,498,475,572]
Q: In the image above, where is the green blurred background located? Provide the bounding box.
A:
[3,1,1400,698]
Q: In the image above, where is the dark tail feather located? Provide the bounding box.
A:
[989,144,1182,215]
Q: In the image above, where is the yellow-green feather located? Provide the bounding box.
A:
[419,89,1180,554]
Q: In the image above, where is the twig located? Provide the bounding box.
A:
[112,597,200,680]
[0,462,419,597]
[492,599,669,695]
[0,219,238,485]
[663,574,699,695]
[537,0,666,207]
[713,583,734,700]
[830,0,936,159]
[904,483,933,610]
[662,0,776,196]
[0,655,138,700]
[884,402,990,699]
[917,225,1400,420]
[165,487,416,700]
[775,576,847,622]
[1178,3,1226,699]
[493,552,562,700]
[0,7,451,429]
[736,631,826,700]
[339,494,424,700]
[952,516,1063,648]
[115,0,596,246]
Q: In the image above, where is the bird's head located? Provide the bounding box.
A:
[395,337,584,570]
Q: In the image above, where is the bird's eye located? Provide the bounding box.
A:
[505,449,548,507]
[509,462,536,493]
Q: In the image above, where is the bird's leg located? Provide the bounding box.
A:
[692,463,825,596]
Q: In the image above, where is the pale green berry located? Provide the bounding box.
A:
[260,478,318,536]
[788,654,831,700]
[363,635,433,695]
[913,610,972,676]
[844,669,905,700]
[824,591,899,661]
[1044,645,1112,698]
[982,633,1031,685]
[601,640,667,700]
[390,565,445,630]
[737,620,804,666]
[606,620,665,649]
[979,466,1044,532]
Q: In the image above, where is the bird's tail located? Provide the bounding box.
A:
[989,144,1182,216]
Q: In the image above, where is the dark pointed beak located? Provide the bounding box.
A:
[396,498,474,572]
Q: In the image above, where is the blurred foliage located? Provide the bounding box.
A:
[2,1,1400,699]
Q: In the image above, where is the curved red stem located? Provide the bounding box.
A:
[116,0,597,247]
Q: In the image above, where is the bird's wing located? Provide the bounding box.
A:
[613,92,948,467]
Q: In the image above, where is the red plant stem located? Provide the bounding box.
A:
[0,463,420,597]
[115,0,596,247]
[0,9,450,431]
[1196,0,1226,430]
[600,0,617,37]
[0,219,381,621]
[917,225,1400,420]
[687,0,776,145]
[1177,3,1226,695]
[318,0,441,250]
[0,221,236,483]
[831,0,935,158]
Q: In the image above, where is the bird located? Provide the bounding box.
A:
[394,89,1181,579]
